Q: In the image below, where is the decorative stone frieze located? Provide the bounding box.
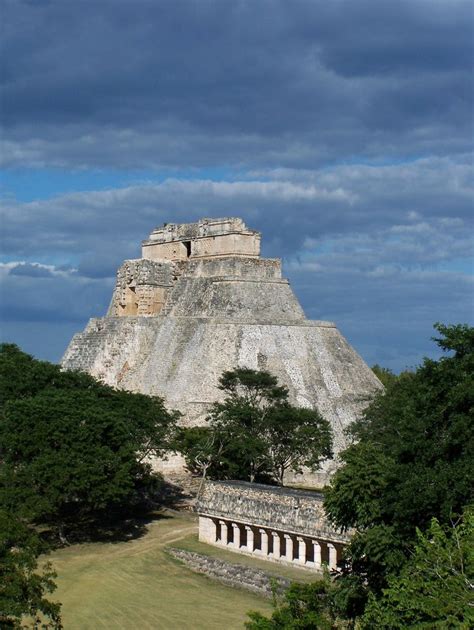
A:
[197,481,350,571]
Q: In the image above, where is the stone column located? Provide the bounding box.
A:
[328,543,338,570]
[219,520,228,545]
[312,540,322,569]
[272,531,281,559]
[259,529,269,556]
[232,523,241,549]
[284,534,294,562]
[245,525,254,553]
[297,537,307,565]
[198,516,217,544]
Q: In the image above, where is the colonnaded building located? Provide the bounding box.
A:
[197,481,351,571]
[62,217,381,485]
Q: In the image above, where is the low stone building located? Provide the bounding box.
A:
[196,480,350,571]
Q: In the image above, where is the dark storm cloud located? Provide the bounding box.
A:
[1,0,473,169]
[290,265,474,372]
[0,262,112,323]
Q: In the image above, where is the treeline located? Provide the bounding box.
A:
[246,324,474,629]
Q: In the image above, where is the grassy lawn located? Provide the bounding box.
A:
[172,533,318,583]
[43,511,273,630]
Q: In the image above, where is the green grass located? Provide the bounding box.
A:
[42,512,273,629]
[172,534,318,583]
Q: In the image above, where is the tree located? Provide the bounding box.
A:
[370,364,398,388]
[246,578,338,630]
[360,509,474,629]
[0,510,62,628]
[173,426,226,497]
[324,323,474,616]
[188,369,332,485]
[264,406,332,486]
[0,344,179,541]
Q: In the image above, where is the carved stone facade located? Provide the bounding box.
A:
[62,216,381,485]
[197,481,350,571]
[142,217,261,261]
[109,259,176,317]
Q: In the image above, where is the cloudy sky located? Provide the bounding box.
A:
[1,0,473,371]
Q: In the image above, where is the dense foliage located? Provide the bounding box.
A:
[0,511,62,628]
[246,579,338,630]
[360,509,473,629]
[177,368,332,486]
[0,344,178,541]
[325,324,473,600]
[323,323,474,622]
[370,364,399,388]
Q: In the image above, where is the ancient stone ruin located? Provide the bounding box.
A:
[62,217,381,484]
[197,480,350,571]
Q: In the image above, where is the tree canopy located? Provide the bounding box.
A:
[360,509,474,629]
[0,344,178,541]
[370,364,399,388]
[246,578,337,630]
[0,511,62,628]
[177,368,332,486]
[323,323,474,616]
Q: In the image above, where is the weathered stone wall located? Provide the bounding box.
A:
[63,318,380,483]
[162,276,305,321]
[142,217,261,261]
[62,315,378,476]
[142,240,191,262]
[182,256,281,279]
[167,548,291,597]
[108,259,175,317]
[197,481,349,543]
[190,232,260,259]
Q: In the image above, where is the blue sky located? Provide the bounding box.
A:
[1,0,473,372]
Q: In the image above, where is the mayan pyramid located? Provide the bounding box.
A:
[62,217,381,485]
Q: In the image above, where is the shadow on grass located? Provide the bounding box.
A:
[157,479,195,509]
[39,476,195,549]
[85,510,175,544]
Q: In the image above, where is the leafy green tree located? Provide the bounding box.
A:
[246,578,338,630]
[0,344,179,541]
[264,406,332,485]
[191,369,332,485]
[324,323,474,615]
[0,510,61,628]
[360,509,474,629]
[370,364,398,388]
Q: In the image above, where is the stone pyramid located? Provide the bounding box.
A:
[62,217,381,485]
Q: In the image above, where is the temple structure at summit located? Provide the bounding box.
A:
[62,217,381,485]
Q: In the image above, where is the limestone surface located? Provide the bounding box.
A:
[62,217,381,484]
